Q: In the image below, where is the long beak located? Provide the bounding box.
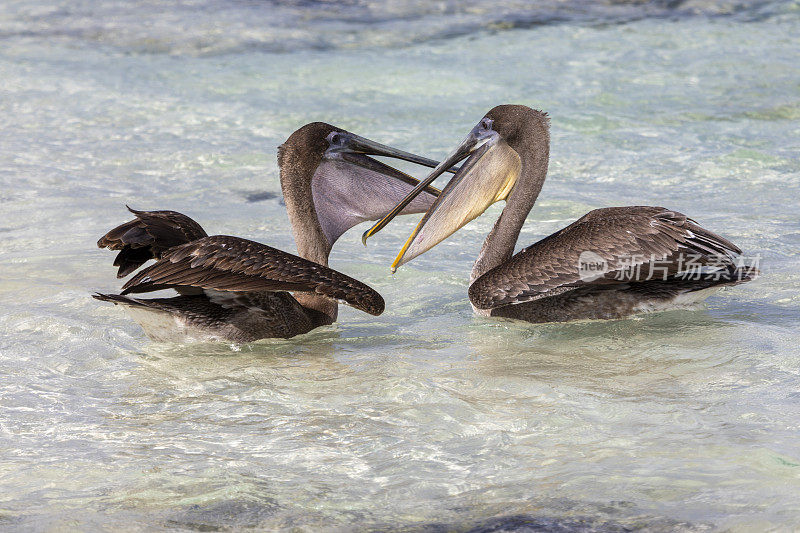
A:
[327,131,470,198]
[362,122,521,271]
[330,132,460,172]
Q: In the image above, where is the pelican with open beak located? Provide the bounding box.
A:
[94,122,454,342]
[364,105,757,323]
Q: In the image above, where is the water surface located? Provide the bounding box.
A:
[1,0,799,530]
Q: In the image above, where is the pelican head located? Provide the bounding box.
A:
[279,122,463,257]
[279,121,446,195]
[363,105,548,271]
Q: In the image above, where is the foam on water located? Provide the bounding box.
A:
[1,0,799,530]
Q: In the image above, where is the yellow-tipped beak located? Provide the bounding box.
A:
[390,139,521,269]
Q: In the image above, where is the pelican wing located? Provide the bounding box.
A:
[469,206,743,310]
[98,207,209,278]
[121,235,385,316]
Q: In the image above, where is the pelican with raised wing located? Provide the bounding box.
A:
[363,105,757,322]
[94,122,446,342]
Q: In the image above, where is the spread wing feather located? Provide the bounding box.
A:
[469,206,742,310]
[97,207,208,277]
[120,235,385,316]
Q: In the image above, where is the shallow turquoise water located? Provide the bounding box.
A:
[1,1,799,530]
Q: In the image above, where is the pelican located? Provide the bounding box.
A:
[363,105,758,322]
[94,122,447,342]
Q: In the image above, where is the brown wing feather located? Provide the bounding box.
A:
[98,207,208,277]
[120,235,384,316]
[469,206,743,310]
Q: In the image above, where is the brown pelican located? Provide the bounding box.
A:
[363,105,758,322]
[94,122,447,342]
